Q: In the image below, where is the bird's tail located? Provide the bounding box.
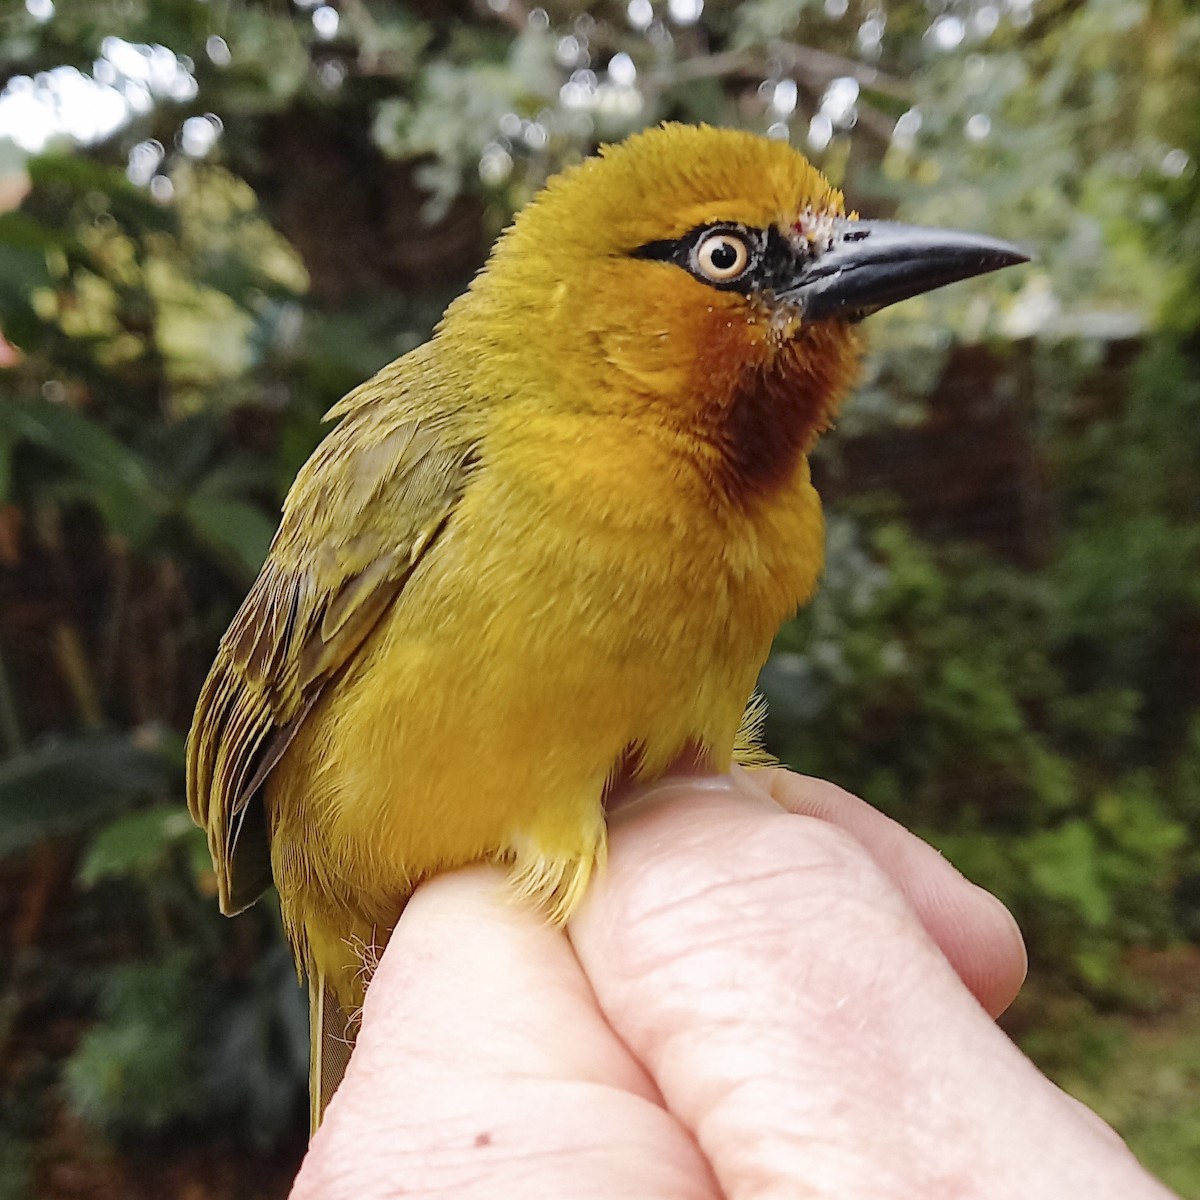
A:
[308,969,355,1134]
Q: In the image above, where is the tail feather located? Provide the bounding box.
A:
[308,970,355,1134]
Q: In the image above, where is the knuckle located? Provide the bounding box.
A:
[599,811,927,1014]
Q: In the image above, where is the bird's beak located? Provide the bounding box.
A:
[780,218,1030,322]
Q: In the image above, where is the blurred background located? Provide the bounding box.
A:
[0,0,1196,1196]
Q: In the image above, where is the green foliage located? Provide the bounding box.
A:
[63,942,307,1143]
[0,1134,31,1200]
[764,331,1200,993]
[64,953,209,1133]
[1023,986,1200,1199]
[0,0,1197,1192]
[0,729,176,856]
[78,804,206,886]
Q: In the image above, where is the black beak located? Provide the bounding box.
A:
[781,219,1030,321]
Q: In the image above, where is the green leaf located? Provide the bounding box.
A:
[191,456,277,502]
[0,210,69,253]
[0,414,14,504]
[78,806,202,887]
[0,730,177,859]
[0,397,165,544]
[64,954,206,1132]
[0,234,53,350]
[184,494,275,579]
[27,153,177,236]
[1023,820,1112,927]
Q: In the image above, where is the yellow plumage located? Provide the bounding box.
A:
[186,122,1024,1128]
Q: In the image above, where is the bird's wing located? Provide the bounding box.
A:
[186,408,475,915]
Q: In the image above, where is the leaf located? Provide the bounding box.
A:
[1023,820,1112,927]
[184,494,275,578]
[0,397,164,544]
[0,210,69,253]
[64,954,206,1133]
[0,414,14,504]
[27,153,177,236]
[0,229,53,350]
[190,456,277,502]
[140,415,215,483]
[78,806,202,887]
[0,729,178,859]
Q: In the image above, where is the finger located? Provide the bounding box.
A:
[292,866,718,1200]
[570,779,1170,1200]
[742,768,1027,1016]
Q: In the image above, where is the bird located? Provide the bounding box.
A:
[186,122,1027,1130]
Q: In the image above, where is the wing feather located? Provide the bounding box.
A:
[187,407,474,915]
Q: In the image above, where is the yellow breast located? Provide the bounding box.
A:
[267,404,824,1007]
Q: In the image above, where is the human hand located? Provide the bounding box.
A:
[291,769,1177,1199]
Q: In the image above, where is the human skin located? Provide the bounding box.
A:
[290,769,1178,1200]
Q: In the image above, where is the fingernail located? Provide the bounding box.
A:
[974,884,1028,980]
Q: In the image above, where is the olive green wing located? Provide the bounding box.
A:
[186,413,475,915]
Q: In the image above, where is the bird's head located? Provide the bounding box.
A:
[450,123,1026,502]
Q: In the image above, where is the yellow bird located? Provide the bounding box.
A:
[186,123,1025,1127]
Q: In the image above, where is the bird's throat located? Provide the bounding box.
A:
[707,330,860,506]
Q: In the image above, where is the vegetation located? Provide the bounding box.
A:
[0,0,1196,1195]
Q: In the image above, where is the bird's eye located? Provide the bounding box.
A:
[693,231,751,282]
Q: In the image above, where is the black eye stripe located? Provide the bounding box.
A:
[631,223,806,296]
[631,223,760,291]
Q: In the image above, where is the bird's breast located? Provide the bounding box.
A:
[267,409,826,955]
[469,408,828,687]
